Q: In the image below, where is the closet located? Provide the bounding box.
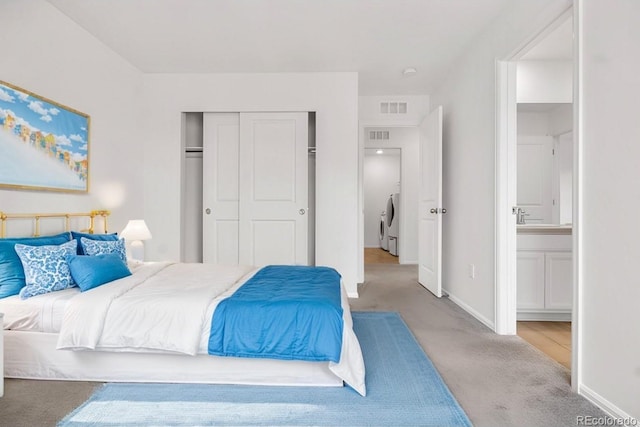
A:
[181,112,315,267]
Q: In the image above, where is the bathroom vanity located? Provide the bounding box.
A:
[517,224,572,321]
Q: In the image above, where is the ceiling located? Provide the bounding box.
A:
[48,0,517,95]
[521,17,573,61]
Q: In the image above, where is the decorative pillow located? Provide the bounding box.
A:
[67,253,132,292]
[71,231,118,255]
[80,237,127,263]
[14,240,77,299]
[0,232,71,298]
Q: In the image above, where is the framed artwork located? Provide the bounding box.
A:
[0,80,89,193]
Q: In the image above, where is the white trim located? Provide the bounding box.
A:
[579,384,638,424]
[347,291,359,298]
[571,0,583,393]
[494,60,518,335]
[445,290,495,331]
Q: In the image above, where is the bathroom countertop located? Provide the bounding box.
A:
[517,224,572,234]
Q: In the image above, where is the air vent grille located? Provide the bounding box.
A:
[380,102,407,114]
[369,130,390,140]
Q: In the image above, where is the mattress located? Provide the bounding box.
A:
[0,288,78,333]
[0,259,147,333]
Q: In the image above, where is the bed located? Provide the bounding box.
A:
[0,211,366,396]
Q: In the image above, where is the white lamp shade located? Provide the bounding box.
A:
[120,220,152,241]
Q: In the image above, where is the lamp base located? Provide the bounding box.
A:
[129,240,145,262]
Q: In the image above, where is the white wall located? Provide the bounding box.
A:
[363,150,400,248]
[548,103,573,136]
[429,0,571,327]
[0,1,145,236]
[141,73,360,295]
[579,0,640,419]
[517,61,573,103]
[359,95,430,125]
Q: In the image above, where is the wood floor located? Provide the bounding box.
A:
[517,321,572,369]
[364,247,399,264]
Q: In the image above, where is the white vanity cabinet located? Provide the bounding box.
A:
[517,227,572,321]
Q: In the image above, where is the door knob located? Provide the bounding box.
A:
[441,208,447,214]
[430,208,437,214]
[205,208,211,215]
[299,208,306,215]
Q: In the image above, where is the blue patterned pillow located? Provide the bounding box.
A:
[71,231,118,255]
[80,237,127,263]
[0,232,71,298]
[14,240,77,299]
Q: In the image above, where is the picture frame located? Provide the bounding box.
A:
[0,80,90,193]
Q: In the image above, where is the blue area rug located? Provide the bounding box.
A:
[58,312,472,426]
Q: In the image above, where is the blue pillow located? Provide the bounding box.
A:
[66,253,132,291]
[15,240,78,299]
[0,232,71,298]
[80,237,127,263]
[71,231,118,255]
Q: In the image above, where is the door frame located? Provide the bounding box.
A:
[494,4,582,392]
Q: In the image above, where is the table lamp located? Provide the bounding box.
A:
[120,219,152,261]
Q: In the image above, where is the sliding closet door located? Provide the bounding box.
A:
[202,113,240,264]
[239,112,308,266]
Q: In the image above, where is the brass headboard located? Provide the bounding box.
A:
[0,210,110,238]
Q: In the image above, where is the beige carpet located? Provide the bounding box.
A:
[0,264,609,426]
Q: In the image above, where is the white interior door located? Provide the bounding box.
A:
[418,106,443,297]
[239,112,308,266]
[202,113,240,264]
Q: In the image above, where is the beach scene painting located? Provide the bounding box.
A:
[0,80,89,192]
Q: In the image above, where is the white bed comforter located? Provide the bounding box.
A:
[56,262,366,395]
[57,262,255,354]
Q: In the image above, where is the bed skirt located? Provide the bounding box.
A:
[4,330,343,387]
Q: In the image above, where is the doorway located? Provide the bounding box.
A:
[495,6,579,388]
[363,146,400,265]
[360,126,420,270]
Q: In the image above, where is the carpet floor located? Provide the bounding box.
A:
[58,312,472,427]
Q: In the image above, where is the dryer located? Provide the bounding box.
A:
[386,193,400,256]
[379,211,389,251]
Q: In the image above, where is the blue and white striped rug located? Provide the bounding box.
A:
[58,312,472,426]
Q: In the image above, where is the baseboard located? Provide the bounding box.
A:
[517,311,571,321]
[443,289,495,331]
[579,383,638,424]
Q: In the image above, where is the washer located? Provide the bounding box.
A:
[386,193,400,256]
[379,211,389,251]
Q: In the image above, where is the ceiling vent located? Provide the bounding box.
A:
[369,130,390,140]
[380,102,407,114]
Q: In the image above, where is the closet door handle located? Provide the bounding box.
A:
[430,208,437,214]
[299,208,306,215]
[205,208,211,215]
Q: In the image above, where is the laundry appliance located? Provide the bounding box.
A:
[386,193,400,256]
[379,211,389,251]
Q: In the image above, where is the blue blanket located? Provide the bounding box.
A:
[208,265,344,362]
